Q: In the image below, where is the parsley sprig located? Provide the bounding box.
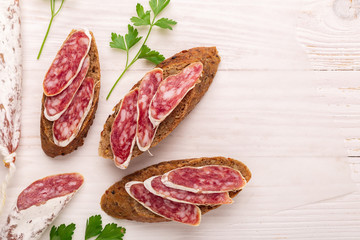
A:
[50,215,126,240]
[107,0,177,100]
[37,0,66,60]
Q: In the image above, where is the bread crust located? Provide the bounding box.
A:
[100,157,251,223]
[99,47,220,161]
[40,30,101,157]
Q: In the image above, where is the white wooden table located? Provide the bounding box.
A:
[2,0,360,239]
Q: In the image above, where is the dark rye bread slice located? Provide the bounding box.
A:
[99,47,220,160]
[40,30,101,157]
[100,157,251,223]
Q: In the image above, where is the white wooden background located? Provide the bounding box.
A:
[2,0,360,239]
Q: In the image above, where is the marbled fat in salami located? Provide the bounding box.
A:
[136,68,163,151]
[144,176,233,205]
[53,77,95,147]
[44,55,90,121]
[43,29,91,96]
[0,173,84,240]
[125,181,201,226]
[149,62,203,126]
[162,165,247,193]
[110,88,139,169]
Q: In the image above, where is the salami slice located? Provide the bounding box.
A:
[110,88,139,169]
[43,29,91,96]
[162,165,247,193]
[136,68,163,151]
[149,62,203,126]
[125,181,201,226]
[44,55,90,121]
[0,0,22,212]
[0,173,84,240]
[144,176,233,205]
[53,77,95,147]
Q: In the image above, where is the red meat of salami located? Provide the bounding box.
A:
[136,68,163,151]
[149,62,203,126]
[17,173,83,210]
[44,55,90,121]
[144,176,233,205]
[43,29,91,96]
[162,165,247,193]
[53,77,95,147]
[1,173,84,240]
[125,181,201,226]
[110,88,139,169]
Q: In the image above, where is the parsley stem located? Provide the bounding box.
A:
[106,60,137,100]
[37,16,54,60]
[37,0,65,60]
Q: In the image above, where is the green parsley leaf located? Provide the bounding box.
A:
[131,3,151,26]
[107,0,176,100]
[138,45,165,64]
[154,17,177,30]
[149,0,170,16]
[95,223,126,240]
[110,33,126,51]
[85,215,102,240]
[125,25,142,49]
[50,223,76,240]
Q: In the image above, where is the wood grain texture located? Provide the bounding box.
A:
[0,0,359,239]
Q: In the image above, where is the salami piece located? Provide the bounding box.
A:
[136,68,163,151]
[162,165,247,193]
[125,181,201,226]
[53,77,95,147]
[44,55,90,121]
[110,88,139,169]
[0,0,22,212]
[0,173,84,240]
[43,29,91,96]
[149,62,203,126]
[144,176,233,205]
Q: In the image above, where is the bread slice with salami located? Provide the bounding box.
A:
[40,29,101,157]
[99,47,220,168]
[100,157,251,225]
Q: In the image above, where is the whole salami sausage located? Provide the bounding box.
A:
[125,181,201,226]
[149,62,203,126]
[0,173,84,240]
[136,68,163,151]
[144,176,233,205]
[53,77,95,147]
[162,165,247,193]
[0,0,22,213]
[44,55,90,121]
[110,88,139,169]
[43,29,91,96]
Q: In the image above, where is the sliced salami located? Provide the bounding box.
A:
[162,165,247,193]
[44,55,90,121]
[136,68,163,151]
[144,176,233,205]
[125,181,201,226]
[53,77,95,147]
[0,173,84,240]
[110,88,139,169]
[149,62,203,126]
[43,29,91,96]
